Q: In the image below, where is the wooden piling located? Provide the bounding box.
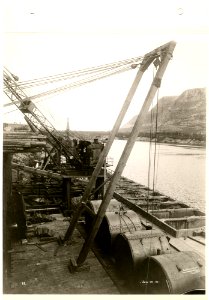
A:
[3,153,12,292]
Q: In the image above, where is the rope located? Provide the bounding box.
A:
[152,88,159,192]
[117,205,135,234]
[122,213,138,231]
[146,101,153,212]
[119,214,132,234]
[154,138,161,192]
[153,88,162,192]
[144,63,162,293]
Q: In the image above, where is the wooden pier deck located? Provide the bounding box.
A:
[7,214,119,294]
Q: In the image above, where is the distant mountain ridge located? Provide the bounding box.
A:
[121,88,206,137]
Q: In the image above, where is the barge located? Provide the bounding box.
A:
[4,165,205,294]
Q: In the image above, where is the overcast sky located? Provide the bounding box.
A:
[2,0,209,131]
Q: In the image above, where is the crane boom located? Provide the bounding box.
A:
[3,55,146,169]
[3,69,82,166]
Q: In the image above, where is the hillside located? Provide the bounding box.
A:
[121,88,206,140]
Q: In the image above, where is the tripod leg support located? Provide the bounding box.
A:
[68,258,90,273]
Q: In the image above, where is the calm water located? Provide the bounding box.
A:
[108,140,206,212]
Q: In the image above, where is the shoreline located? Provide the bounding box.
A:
[117,137,206,147]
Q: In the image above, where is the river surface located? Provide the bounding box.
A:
[108,140,206,212]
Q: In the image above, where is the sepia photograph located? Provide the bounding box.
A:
[2,0,208,296]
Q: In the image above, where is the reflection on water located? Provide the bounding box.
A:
[108,140,206,212]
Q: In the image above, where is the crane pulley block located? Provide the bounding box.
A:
[19,100,35,113]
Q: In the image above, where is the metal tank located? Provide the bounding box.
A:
[136,251,205,294]
[84,199,142,252]
[96,210,142,252]
[112,229,171,285]
[84,199,125,231]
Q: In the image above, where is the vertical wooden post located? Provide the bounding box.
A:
[77,41,176,265]
[3,153,12,291]
[63,177,72,210]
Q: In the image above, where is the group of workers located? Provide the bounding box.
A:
[75,138,104,167]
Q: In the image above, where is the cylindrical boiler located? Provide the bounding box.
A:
[136,251,205,294]
[96,210,142,252]
[112,229,171,284]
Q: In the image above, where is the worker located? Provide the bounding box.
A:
[89,138,104,166]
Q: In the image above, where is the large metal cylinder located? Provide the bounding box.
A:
[136,251,205,294]
[96,210,142,252]
[112,230,171,283]
[84,199,125,231]
[84,199,142,252]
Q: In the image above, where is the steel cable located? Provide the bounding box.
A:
[3,61,138,111]
[17,57,143,88]
[29,63,135,101]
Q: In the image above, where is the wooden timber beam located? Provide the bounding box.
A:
[3,131,46,138]
[3,131,47,153]
[76,41,176,266]
[12,163,98,179]
[12,163,63,180]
